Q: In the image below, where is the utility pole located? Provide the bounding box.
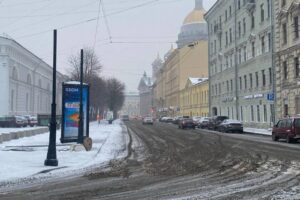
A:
[78,49,84,144]
[44,30,58,166]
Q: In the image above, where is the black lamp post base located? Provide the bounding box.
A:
[44,159,58,166]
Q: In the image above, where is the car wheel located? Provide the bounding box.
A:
[272,133,278,141]
[286,135,293,143]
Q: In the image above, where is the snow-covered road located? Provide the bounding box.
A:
[0,120,128,189]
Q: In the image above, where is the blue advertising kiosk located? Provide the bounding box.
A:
[61,81,90,143]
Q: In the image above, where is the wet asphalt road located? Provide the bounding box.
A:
[2,120,300,199]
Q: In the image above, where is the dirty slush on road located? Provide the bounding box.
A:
[3,121,300,200]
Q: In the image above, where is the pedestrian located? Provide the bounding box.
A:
[97,114,100,125]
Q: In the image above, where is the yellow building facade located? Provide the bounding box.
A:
[153,0,209,117]
[180,78,209,117]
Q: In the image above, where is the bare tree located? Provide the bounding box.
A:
[106,78,125,119]
[68,47,102,83]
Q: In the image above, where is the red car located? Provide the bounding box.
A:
[272,117,300,143]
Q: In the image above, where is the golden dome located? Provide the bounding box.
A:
[183,9,206,25]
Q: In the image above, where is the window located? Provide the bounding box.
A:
[26,93,29,111]
[244,75,247,89]
[230,79,233,91]
[229,28,232,43]
[250,73,253,88]
[295,57,299,78]
[229,6,232,17]
[238,0,241,9]
[239,77,242,90]
[251,105,254,121]
[225,10,228,21]
[243,46,247,61]
[282,23,287,44]
[269,68,272,84]
[284,103,288,117]
[252,42,255,58]
[255,72,259,87]
[282,0,286,8]
[264,105,267,122]
[257,105,260,122]
[243,18,246,34]
[239,48,242,64]
[219,83,221,94]
[240,106,243,121]
[214,40,217,53]
[226,80,229,92]
[294,16,299,39]
[11,90,14,111]
[262,70,266,86]
[226,31,228,46]
[268,33,271,52]
[267,0,270,18]
[283,61,288,80]
[238,21,241,38]
[251,12,255,29]
[260,4,264,22]
[261,36,265,53]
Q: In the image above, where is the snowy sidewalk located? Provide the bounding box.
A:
[244,127,272,136]
[0,120,128,187]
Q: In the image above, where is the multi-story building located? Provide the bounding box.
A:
[153,0,208,117]
[0,36,65,116]
[138,72,153,117]
[205,0,275,128]
[274,0,300,118]
[119,92,140,118]
[180,78,209,117]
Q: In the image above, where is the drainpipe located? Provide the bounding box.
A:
[234,0,239,120]
[270,0,276,125]
[207,18,212,117]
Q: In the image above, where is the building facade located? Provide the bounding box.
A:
[119,92,140,118]
[153,0,209,117]
[205,0,275,128]
[138,72,153,117]
[180,78,209,117]
[275,0,300,118]
[0,36,65,116]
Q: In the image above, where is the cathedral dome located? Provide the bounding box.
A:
[177,0,208,49]
[183,8,206,25]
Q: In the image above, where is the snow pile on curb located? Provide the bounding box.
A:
[0,120,128,186]
[244,127,272,136]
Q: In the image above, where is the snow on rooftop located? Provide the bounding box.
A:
[189,77,208,85]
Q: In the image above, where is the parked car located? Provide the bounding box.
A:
[161,117,173,123]
[272,117,300,143]
[143,117,154,125]
[24,115,38,127]
[120,115,130,121]
[178,118,196,129]
[207,116,229,130]
[198,117,210,129]
[173,116,189,124]
[217,119,243,133]
[0,116,25,127]
[192,116,202,126]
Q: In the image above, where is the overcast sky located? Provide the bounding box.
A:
[0,0,217,92]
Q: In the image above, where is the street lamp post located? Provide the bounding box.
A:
[44,30,58,166]
[78,49,84,144]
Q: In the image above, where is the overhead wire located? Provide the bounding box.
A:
[100,0,112,43]
[93,0,102,50]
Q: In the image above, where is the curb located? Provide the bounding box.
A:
[0,127,49,144]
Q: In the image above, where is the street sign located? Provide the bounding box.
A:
[61,82,90,143]
[267,93,274,101]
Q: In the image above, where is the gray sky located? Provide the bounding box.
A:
[0,0,216,92]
